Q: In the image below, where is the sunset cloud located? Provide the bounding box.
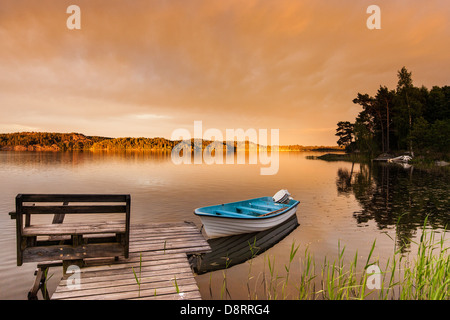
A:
[0,0,449,144]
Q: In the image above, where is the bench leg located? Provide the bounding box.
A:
[28,267,50,300]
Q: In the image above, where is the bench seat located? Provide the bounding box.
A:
[23,221,126,236]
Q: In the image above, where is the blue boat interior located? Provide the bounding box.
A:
[195,196,299,218]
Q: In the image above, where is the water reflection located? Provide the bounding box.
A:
[336,162,449,250]
[190,215,299,274]
[2,150,448,299]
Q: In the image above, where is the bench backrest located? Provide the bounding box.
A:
[14,194,131,266]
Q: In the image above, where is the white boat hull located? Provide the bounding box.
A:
[199,205,298,238]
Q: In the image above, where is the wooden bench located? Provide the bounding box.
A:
[10,194,131,268]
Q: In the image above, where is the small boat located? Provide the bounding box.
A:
[194,190,300,238]
[388,155,412,163]
[190,214,299,274]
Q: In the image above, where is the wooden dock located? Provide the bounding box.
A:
[50,222,211,300]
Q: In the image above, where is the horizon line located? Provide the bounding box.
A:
[0,131,341,148]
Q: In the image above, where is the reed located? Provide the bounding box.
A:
[131,252,142,297]
[264,254,281,300]
[397,222,449,299]
[247,237,260,299]
[172,276,180,294]
[282,241,299,299]
[220,256,232,300]
[210,218,449,300]
[294,245,316,300]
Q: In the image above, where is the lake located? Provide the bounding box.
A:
[0,151,448,299]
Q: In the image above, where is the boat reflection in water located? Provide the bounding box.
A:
[190,214,299,274]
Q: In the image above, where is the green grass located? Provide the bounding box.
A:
[131,252,143,297]
[397,225,449,299]
[211,218,449,300]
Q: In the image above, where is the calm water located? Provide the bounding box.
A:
[0,151,448,299]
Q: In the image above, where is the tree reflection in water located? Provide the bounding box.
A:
[336,162,449,251]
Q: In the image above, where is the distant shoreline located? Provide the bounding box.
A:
[0,145,343,152]
[0,132,343,152]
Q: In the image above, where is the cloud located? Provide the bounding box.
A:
[0,0,449,144]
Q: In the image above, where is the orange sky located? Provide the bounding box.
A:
[0,0,449,145]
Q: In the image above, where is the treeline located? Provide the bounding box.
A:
[0,132,177,151]
[0,132,339,152]
[91,137,176,150]
[336,67,450,160]
[0,132,105,151]
[0,133,228,151]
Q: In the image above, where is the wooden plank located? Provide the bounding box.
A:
[23,243,125,263]
[130,231,204,238]
[36,251,184,271]
[56,258,192,282]
[57,269,195,290]
[130,242,211,253]
[130,235,207,244]
[52,283,201,300]
[72,256,189,274]
[124,250,188,259]
[129,246,212,256]
[130,228,203,236]
[130,228,204,236]
[44,220,125,227]
[60,261,191,279]
[23,222,126,236]
[129,244,210,255]
[58,266,194,286]
[130,224,201,231]
[130,229,204,236]
[49,221,210,300]
[19,194,129,203]
[131,237,208,247]
[130,222,200,230]
[22,205,127,214]
[52,276,198,299]
[131,290,202,300]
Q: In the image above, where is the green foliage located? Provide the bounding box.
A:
[0,132,105,150]
[240,222,449,300]
[90,137,176,151]
[0,132,175,151]
[1,132,340,152]
[335,121,354,149]
[338,67,449,159]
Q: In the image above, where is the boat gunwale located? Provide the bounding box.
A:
[194,198,300,220]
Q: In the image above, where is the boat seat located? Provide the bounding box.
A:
[249,204,282,211]
[236,206,269,215]
[213,210,249,218]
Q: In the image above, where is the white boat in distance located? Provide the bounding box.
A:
[194,190,300,238]
[388,155,412,163]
